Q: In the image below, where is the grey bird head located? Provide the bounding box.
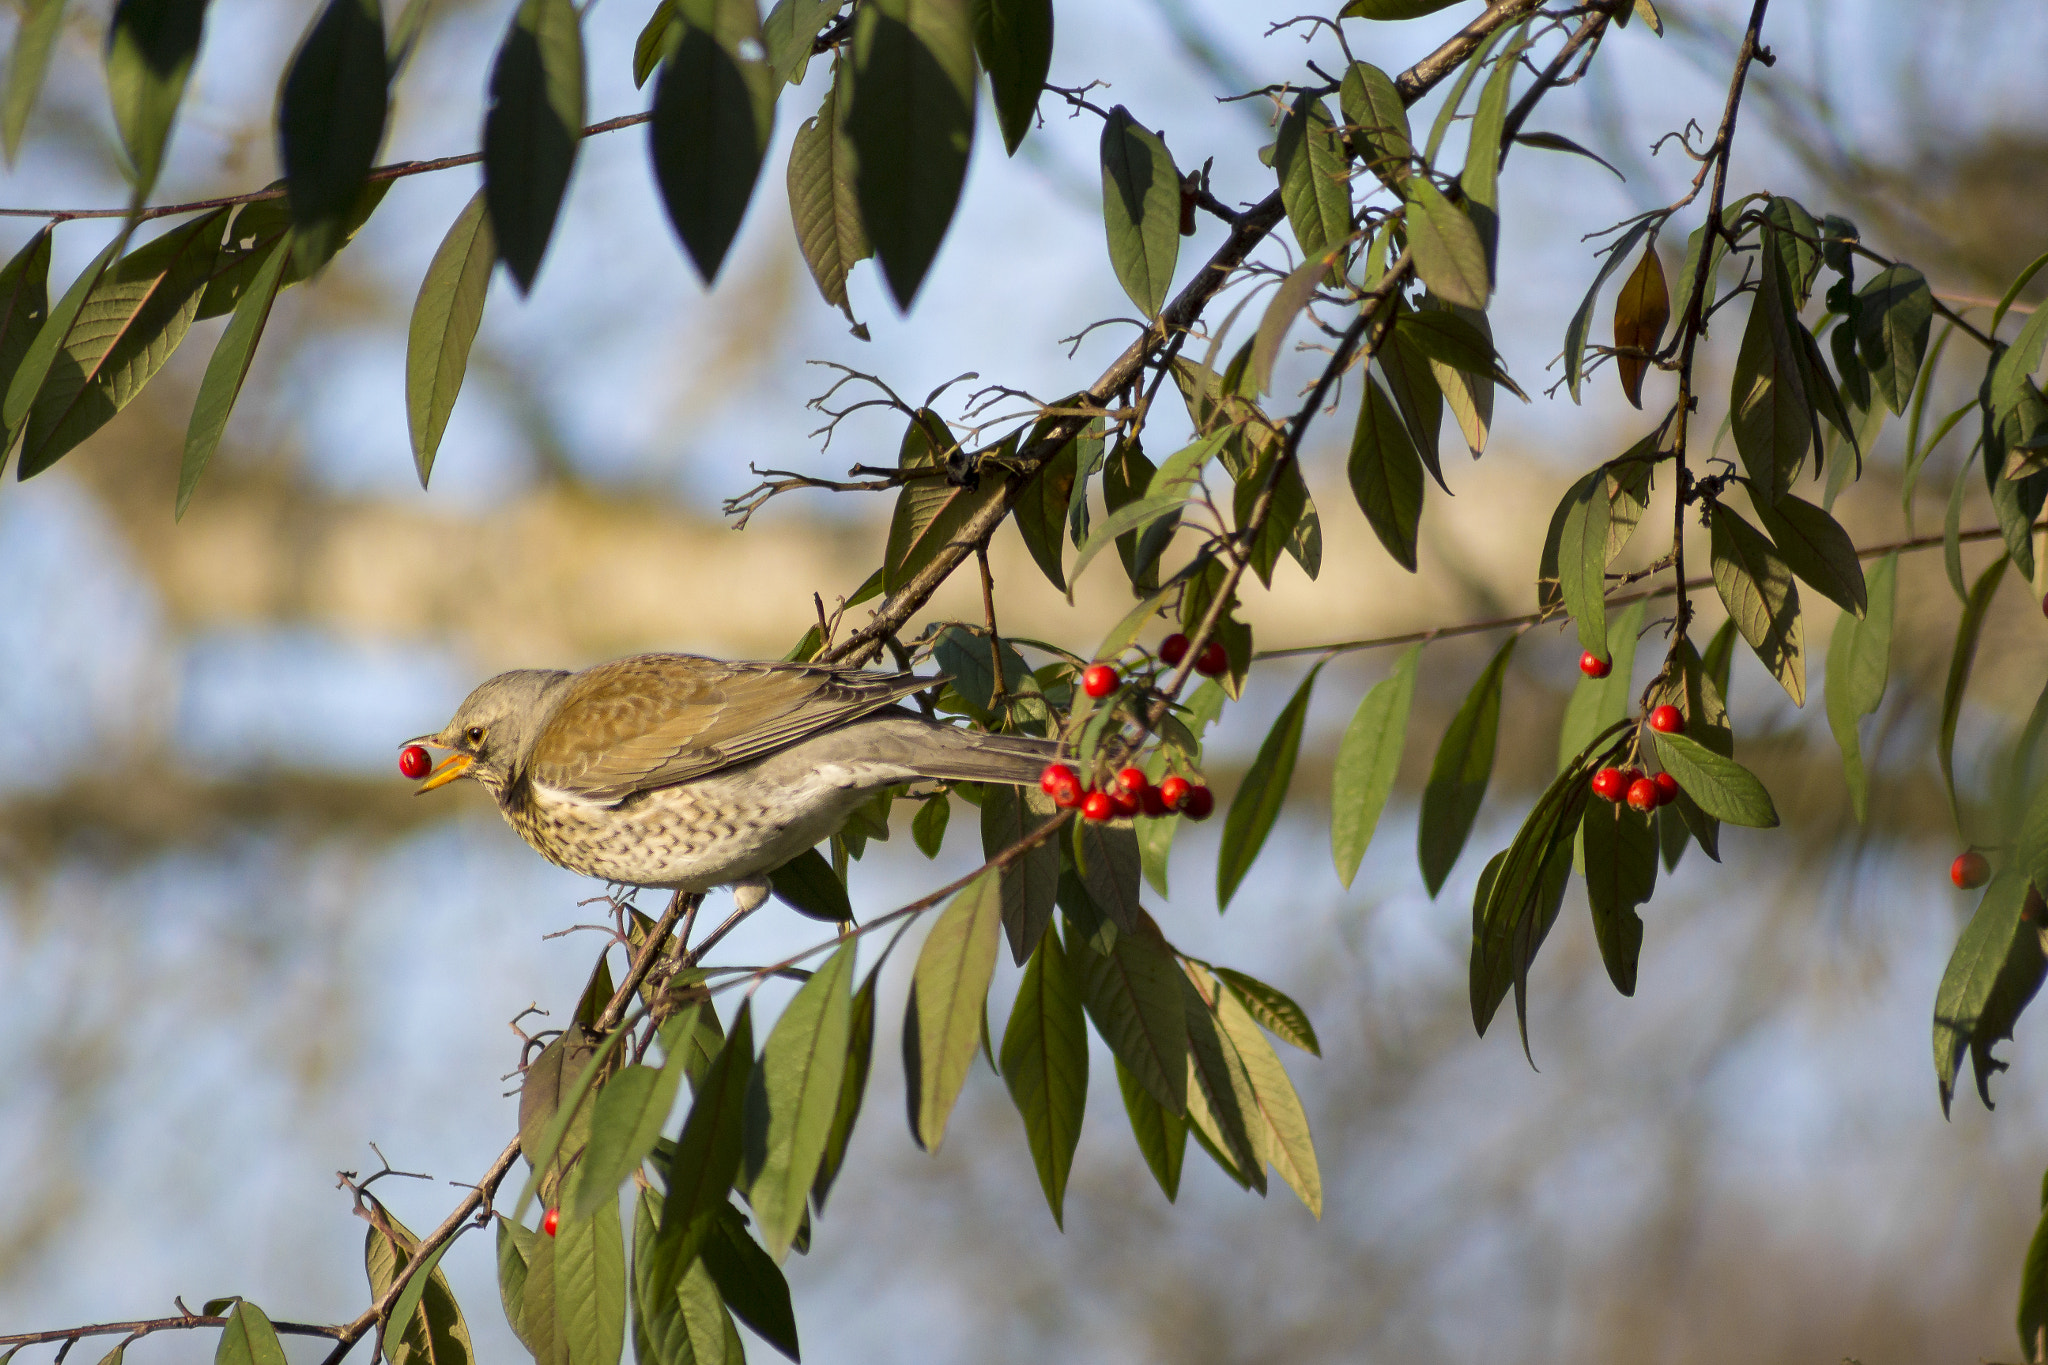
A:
[404,668,572,797]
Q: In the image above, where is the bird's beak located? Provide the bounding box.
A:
[414,749,474,793]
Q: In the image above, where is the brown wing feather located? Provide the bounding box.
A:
[526,653,932,800]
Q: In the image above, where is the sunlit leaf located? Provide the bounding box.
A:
[1940,555,2009,834]
[1332,642,1420,886]
[1000,924,1087,1226]
[1419,634,1515,896]
[745,939,854,1259]
[1650,731,1778,828]
[1933,867,2045,1115]
[1611,237,1668,407]
[1218,665,1319,908]
[1208,965,1321,1216]
[1710,506,1805,705]
[1099,104,1180,317]
[180,237,287,518]
[811,970,876,1210]
[1276,92,1352,262]
[1214,967,1321,1056]
[760,0,836,85]
[1562,217,1651,402]
[1338,60,1410,189]
[404,189,493,487]
[1824,553,1894,822]
[1403,176,1488,309]
[215,1300,290,1365]
[906,870,1002,1150]
[105,0,210,200]
[2,0,67,163]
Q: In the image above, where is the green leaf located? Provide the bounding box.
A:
[1251,250,1334,397]
[1940,554,2010,834]
[1581,799,1654,995]
[768,846,853,922]
[1710,506,1806,706]
[483,0,585,293]
[1348,371,1426,570]
[1376,319,1445,491]
[18,210,225,480]
[215,1301,289,1365]
[1824,552,1895,822]
[1332,642,1420,886]
[1457,18,1523,266]
[1731,241,1811,502]
[1562,218,1652,403]
[1218,665,1318,909]
[1338,60,1411,189]
[1069,916,1186,1114]
[2,0,67,163]
[277,0,389,274]
[404,189,493,488]
[1276,92,1351,261]
[105,0,210,200]
[1208,965,1321,1216]
[633,1192,736,1365]
[1651,731,1778,828]
[1012,417,1077,589]
[1099,104,1181,317]
[1339,0,1464,18]
[1749,487,1867,616]
[905,870,1002,1150]
[761,0,836,85]
[180,237,288,518]
[1178,968,1264,1191]
[1934,867,2046,1115]
[1556,469,1611,660]
[1419,634,1515,896]
[651,0,777,286]
[1214,967,1321,1056]
[811,970,875,1210]
[1762,195,1821,304]
[700,1205,797,1361]
[551,1189,626,1365]
[651,1003,755,1280]
[514,1025,616,1221]
[1403,176,1488,310]
[1470,758,1590,1046]
[363,1206,474,1365]
[496,1219,538,1358]
[1069,430,1220,588]
[564,1012,698,1224]
[981,784,1059,964]
[911,791,949,857]
[0,229,52,422]
[846,0,977,309]
[745,939,854,1259]
[1558,597,1646,775]
[1115,1053,1185,1200]
[969,0,1051,155]
[1513,130,1624,180]
[1000,923,1087,1226]
[881,407,999,591]
[1856,263,1933,415]
[1074,816,1145,935]
[2020,1178,2048,1364]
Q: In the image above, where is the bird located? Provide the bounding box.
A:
[402,652,1059,912]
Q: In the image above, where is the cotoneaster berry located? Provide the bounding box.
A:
[1040,762,1077,795]
[1081,790,1115,822]
[1081,664,1119,699]
[1952,851,1991,890]
[1181,785,1215,820]
[1653,772,1680,806]
[1590,767,1627,802]
[1648,704,1685,734]
[399,744,432,780]
[1140,785,1169,817]
[1626,777,1660,812]
[1579,651,1612,679]
[1158,775,1192,811]
[1194,640,1229,677]
[1160,633,1190,667]
[541,1208,560,1238]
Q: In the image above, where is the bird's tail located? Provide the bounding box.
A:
[861,712,1063,786]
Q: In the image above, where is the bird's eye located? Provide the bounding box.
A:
[466,726,486,745]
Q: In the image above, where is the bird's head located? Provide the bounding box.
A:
[403,668,572,797]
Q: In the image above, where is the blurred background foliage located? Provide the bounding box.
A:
[1,0,2046,1359]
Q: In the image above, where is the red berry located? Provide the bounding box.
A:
[1626,777,1659,812]
[1049,776,1083,809]
[1108,784,1142,816]
[1181,785,1215,820]
[399,744,432,780]
[1040,762,1077,796]
[1590,767,1627,802]
[1653,772,1679,806]
[1160,633,1191,667]
[1082,664,1119,699]
[1193,640,1229,677]
[541,1208,560,1238]
[1158,775,1192,811]
[1952,851,1991,890]
[1140,785,1170,817]
[1648,704,1685,734]
[1081,790,1115,821]
[1115,766,1148,795]
[1579,651,1612,679]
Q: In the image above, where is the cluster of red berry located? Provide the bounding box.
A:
[1040,762,1213,822]
[1078,635,1228,704]
[1589,706,1687,811]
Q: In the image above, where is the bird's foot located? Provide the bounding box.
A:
[731,876,772,915]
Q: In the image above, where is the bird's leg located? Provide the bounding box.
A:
[731,876,772,915]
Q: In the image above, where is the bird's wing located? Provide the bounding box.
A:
[525,653,932,800]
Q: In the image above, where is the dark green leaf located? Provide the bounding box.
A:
[566,1013,698,1225]
[881,408,1000,590]
[1403,176,1488,310]
[700,1205,797,1361]
[1750,487,1866,616]
[1069,914,1186,1113]
[105,0,210,199]
[846,0,977,308]
[769,846,853,922]
[911,792,949,857]
[652,0,777,286]
[1276,92,1351,262]
[1214,967,1320,1056]
[1556,470,1610,660]
[1348,372,1425,570]
[483,0,585,293]
[1856,263,1933,415]
[404,189,492,488]
[1332,641,1420,886]
[1208,965,1320,1216]
[0,229,52,417]
[1115,1053,1184,1200]
[1562,218,1652,403]
[633,1191,735,1365]
[981,784,1059,964]
[1825,552,1895,822]
[1513,130,1624,180]
[1012,420,1077,589]
[970,0,1050,155]
[1940,554,2009,833]
[1934,868,2046,1115]
[1376,319,1445,491]
[1650,731,1778,828]
[2,0,67,163]
[1731,241,1812,501]
[745,939,854,1259]
[811,970,875,1210]
[1074,816,1144,935]
[1581,799,1654,995]
[180,237,287,518]
[1338,60,1410,189]
[905,870,1002,1149]
[1762,195,1820,305]
[1099,104,1180,317]
[1557,597,1645,775]
[1457,17,1523,266]
[1419,634,1515,896]
[1339,0,1464,19]
[652,1003,755,1281]
[1710,506,1806,705]
[1000,923,1087,1226]
[363,1204,474,1365]
[1217,665,1318,908]
[277,0,388,274]
[1179,968,1264,1191]
[551,1189,626,1365]
[2019,1178,2048,1364]
[1470,754,1593,1043]
[761,0,835,85]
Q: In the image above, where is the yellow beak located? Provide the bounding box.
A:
[415,751,474,793]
